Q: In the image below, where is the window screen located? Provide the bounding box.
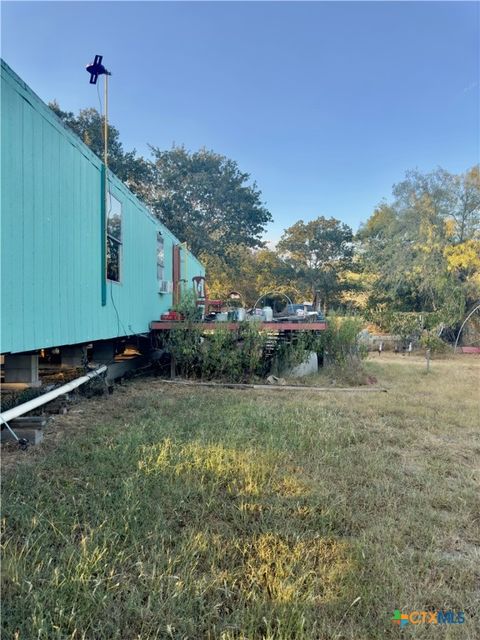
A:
[157,232,165,281]
[107,194,122,282]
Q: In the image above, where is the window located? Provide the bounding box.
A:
[157,232,165,281]
[107,193,122,282]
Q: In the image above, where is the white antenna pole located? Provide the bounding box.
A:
[104,72,109,283]
[86,55,111,302]
[104,71,108,170]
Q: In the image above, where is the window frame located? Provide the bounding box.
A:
[157,231,165,284]
[106,193,122,283]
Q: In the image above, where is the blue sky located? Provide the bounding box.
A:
[2,1,478,242]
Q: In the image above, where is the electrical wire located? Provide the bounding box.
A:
[110,280,129,338]
[96,81,102,118]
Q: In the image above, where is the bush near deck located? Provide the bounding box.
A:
[162,314,365,382]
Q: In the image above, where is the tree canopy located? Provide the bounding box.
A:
[277,217,354,310]
[144,146,272,257]
[358,166,480,326]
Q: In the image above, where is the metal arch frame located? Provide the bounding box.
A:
[454,301,480,353]
[253,291,294,312]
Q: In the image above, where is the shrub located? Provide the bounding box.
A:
[319,315,365,365]
[172,289,202,322]
[365,308,451,345]
[199,324,270,382]
[419,331,448,354]
[161,311,367,382]
[164,322,271,382]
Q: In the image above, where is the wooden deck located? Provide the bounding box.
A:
[150,321,327,331]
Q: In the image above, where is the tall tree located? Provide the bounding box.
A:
[277,217,354,310]
[445,165,480,243]
[392,166,480,242]
[142,146,272,258]
[358,166,480,325]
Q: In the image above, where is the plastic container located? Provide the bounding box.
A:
[262,306,273,322]
[236,308,246,321]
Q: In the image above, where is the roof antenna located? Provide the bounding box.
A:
[86,55,111,169]
[86,55,112,306]
[86,55,111,85]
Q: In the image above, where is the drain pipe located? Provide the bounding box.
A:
[1,365,107,445]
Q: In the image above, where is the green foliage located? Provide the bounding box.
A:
[385,312,424,343]
[200,245,300,305]
[358,166,479,327]
[277,216,354,311]
[389,315,427,346]
[172,289,202,323]
[165,326,202,378]
[163,322,328,382]
[365,308,460,346]
[142,146,272,258]
[200,324,269,381]
[164,322,271,382]
[419,331,448,354]
[269,331,320,375]
[319,315,365,365]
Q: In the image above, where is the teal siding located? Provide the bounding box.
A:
[1,60,204,354]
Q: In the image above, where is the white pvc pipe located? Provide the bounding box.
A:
[0,365,107,423]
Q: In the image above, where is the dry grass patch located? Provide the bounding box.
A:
[1,354,479,639]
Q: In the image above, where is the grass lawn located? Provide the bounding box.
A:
[2,354,479,639]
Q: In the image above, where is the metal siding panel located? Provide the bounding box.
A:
[50,125,62,347]
[1,81,23,352]
[64,141,76,345]
[33,106,45,348]
[66,142,76,344]
[57,134,67,345]
[22,99,35,351]
[71,148,80,342]
[93,169,102,341]
[59,129,74,345]
[80,157,92,340]
[1,61,204,353]
[46,129,61,341]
